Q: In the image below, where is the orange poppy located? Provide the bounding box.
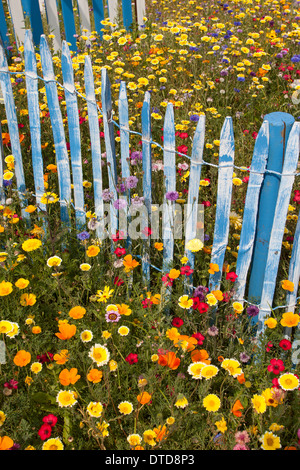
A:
[87,368,103,384]
[190,349,211,364]
[123,254,139,273]
[55,323,76,340]
[0,435,14,450]
[137,391,152,405]
[53,349,70,364]
[237,373,246,384]
[153,425,168,442]
[68,306,86,319]
[231,399,244,417]
[13,350,31,367]
[173,335,198,352]
[2,133,10,145]
[59,367,81,386]
[158,351,181,370]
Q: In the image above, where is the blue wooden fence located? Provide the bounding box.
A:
[0,0,146,54]
[0,32,300,363]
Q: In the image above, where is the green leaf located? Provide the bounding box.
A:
[63,412,72,445]
[31,392,56,405]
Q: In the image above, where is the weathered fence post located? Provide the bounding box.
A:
[21,0,44,48]
[247,112,295,308]
[256,121,300,334]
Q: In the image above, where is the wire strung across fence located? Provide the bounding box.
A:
[0,33,300,358]
[1,69,300,179]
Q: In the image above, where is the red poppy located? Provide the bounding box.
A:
[177,144,188,154]
[114,247,126,257]
[38,423,52,440]
[42,414,57,427]
[172,317,184,328]
[279,339,292,350]
[180,266,193,276]
[293,190,300,204]
[114,276,124,286]
[125,353,138,365]
[226,272,238,282]
[162,274,173,287]
[267,358,285,375]
[191,332,205,346]
[192,298,209,314]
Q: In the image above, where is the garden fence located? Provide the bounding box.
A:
[0,0,146,53]
[0,31,300,364]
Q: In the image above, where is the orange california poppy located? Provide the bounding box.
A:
[0,435,14,450]
[231,399,244,417]
[123,254,139,273]
[158,351,181,370]
[173,334,198,352]
[190,349,211,364]
[137,391,152,405]
[2,133,10,145]
[55,323,76,340]
[53,349,70,364]
[68,305,86,319]
[87,368,103,384]
[13,350,31,367]
[59,367,81,386]
[237,373,246,384]
[153,425,168,442]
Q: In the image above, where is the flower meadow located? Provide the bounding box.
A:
[0,0,300,451]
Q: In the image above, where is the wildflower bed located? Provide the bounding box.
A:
[0,0,300,451]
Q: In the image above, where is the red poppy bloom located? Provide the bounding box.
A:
[172,317,184,328]
[180,266,193,276]
[125,353,138,365]
[226,272,238,282]
[192,332,205,346]
[114,276,124,286]
[38,423,52,440]
[279,339,292,350]
[267,358,285,375]
[42,414,57,427]
[114,247,126,257]
[293,190,300,204]
[177,144,188,154]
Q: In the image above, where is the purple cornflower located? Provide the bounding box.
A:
[165,191,179,201]
[246,304,259,317]
[77,231,90,241]
[193,285,209,302]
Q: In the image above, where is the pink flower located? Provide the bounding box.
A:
[233,444,249,450]
[235,431,250,445]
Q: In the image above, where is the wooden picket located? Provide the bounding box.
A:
[84,53,105,240]
[1,0,146,54]
[208,117,235,293]
[0,32,300,359]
